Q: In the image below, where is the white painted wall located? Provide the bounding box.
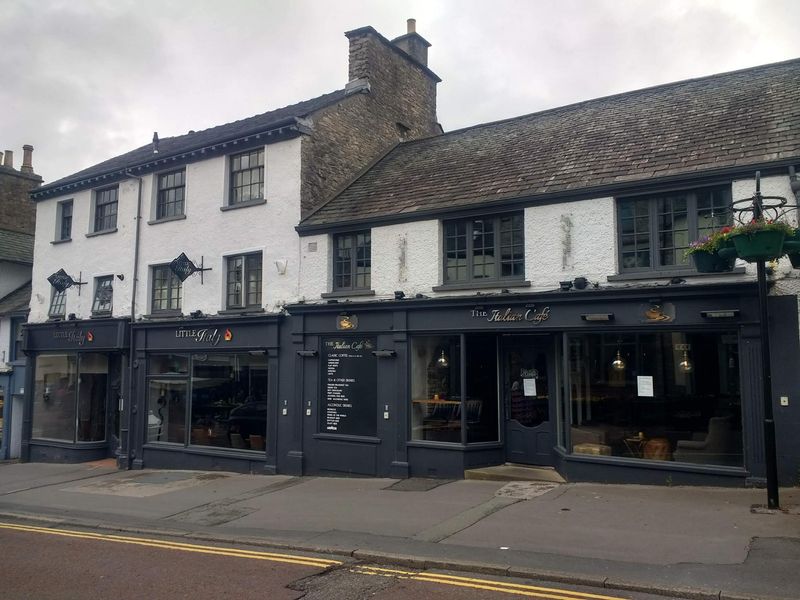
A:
[29,137,303,322]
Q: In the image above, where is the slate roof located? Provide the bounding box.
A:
[36,88,350,197]
[0,229,34,264]
[0,281,31,316]
[301,59,800,228]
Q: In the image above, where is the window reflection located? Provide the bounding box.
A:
[567,332,742,467]
[411,336,462,442]
[146,353,268,451]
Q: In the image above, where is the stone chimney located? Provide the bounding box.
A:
[391,18,431,67]
[21,144,34,173]
[3,150,12,168]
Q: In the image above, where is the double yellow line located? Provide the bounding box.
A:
[0,522,627,599]
[0,521,339,569]
[351,566,628,600]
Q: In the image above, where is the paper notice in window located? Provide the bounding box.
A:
[637,376,654,397]
[523,378,537,397]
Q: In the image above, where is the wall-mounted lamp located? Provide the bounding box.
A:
[394,290,405,300]
[436,349,449,368]
[297,350,318,357]
[581,313,615,322]
[372,350,397,358]
[573,277,589,290]
[189,310,204,319]
[559,280,573,291]
[116,274,125,281]
[701,310,740,319]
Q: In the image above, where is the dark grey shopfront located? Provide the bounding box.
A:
[21,318,129,463]
[128,315,282,474]
[288,282,799,486]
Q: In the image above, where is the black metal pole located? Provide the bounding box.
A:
[756,259,780,509]
[752,172,780,509]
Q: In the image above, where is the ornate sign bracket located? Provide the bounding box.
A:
[170,252,212,285]
[47,269,88,295]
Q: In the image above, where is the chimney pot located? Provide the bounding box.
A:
[407,18,416,33]
[3,150,13,168]
[21,144,34,173]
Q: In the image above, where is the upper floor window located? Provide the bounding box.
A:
[49,288,66,318]
[229,149,264,205]
[618,185,732,272]
[333,231,371,291]
[94,186,118,232]
[443,213,524,284]
[57,200,73,241]
[92,276,113,315]
[226,252,263,309]
[151,265,182,313]
[157,169,185,220]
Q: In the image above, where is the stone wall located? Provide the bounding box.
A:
[0,166,40,235]
[300,27,440,217]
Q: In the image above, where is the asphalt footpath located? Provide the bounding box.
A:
[0,460,798,600]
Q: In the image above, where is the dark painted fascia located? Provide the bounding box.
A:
[286,280,759,314]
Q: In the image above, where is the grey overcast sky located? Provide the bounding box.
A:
[2,0,798,183]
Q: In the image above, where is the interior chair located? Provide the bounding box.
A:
[674,416,734,464]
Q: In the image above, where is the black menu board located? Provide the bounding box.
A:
[320,337,377,436]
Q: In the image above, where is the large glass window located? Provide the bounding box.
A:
[32,353,109,442]
[411,334,500,444]
[226,253,263,309]
[444,213,524,284]
[94,186,118,232]
[157,169,186,219]
[618,186,732,272]
[229,148,264,205]
[146,353,268,451]
[567,331,742,467]
[333,231,371,291]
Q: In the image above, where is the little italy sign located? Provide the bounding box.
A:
[175,327,233,346]
[471,306,551,324]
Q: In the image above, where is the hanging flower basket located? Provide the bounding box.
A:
[685,227,735,272]
[691,250,735,273]
[729,222,791,262]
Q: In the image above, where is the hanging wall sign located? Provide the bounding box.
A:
[470,306,551,324]
[320,337,377,436]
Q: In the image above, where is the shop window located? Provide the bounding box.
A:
[229,148,264,205]
[145,353,268,451]
[156,168,186,220]
[92,276,113,315]
[333,231,371,291]
[49,288,66,318]
[226,253,263,309]
[93,186,118,232]
[31,353,108,442]
[618,185,732,272]
[151,265,182,313]
[410,334,501,444]
[443,213,524,284]
[566,331,743,467]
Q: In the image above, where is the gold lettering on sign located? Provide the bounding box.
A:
[471,306,550,324]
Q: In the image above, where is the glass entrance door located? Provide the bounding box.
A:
[502,336,554,466]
